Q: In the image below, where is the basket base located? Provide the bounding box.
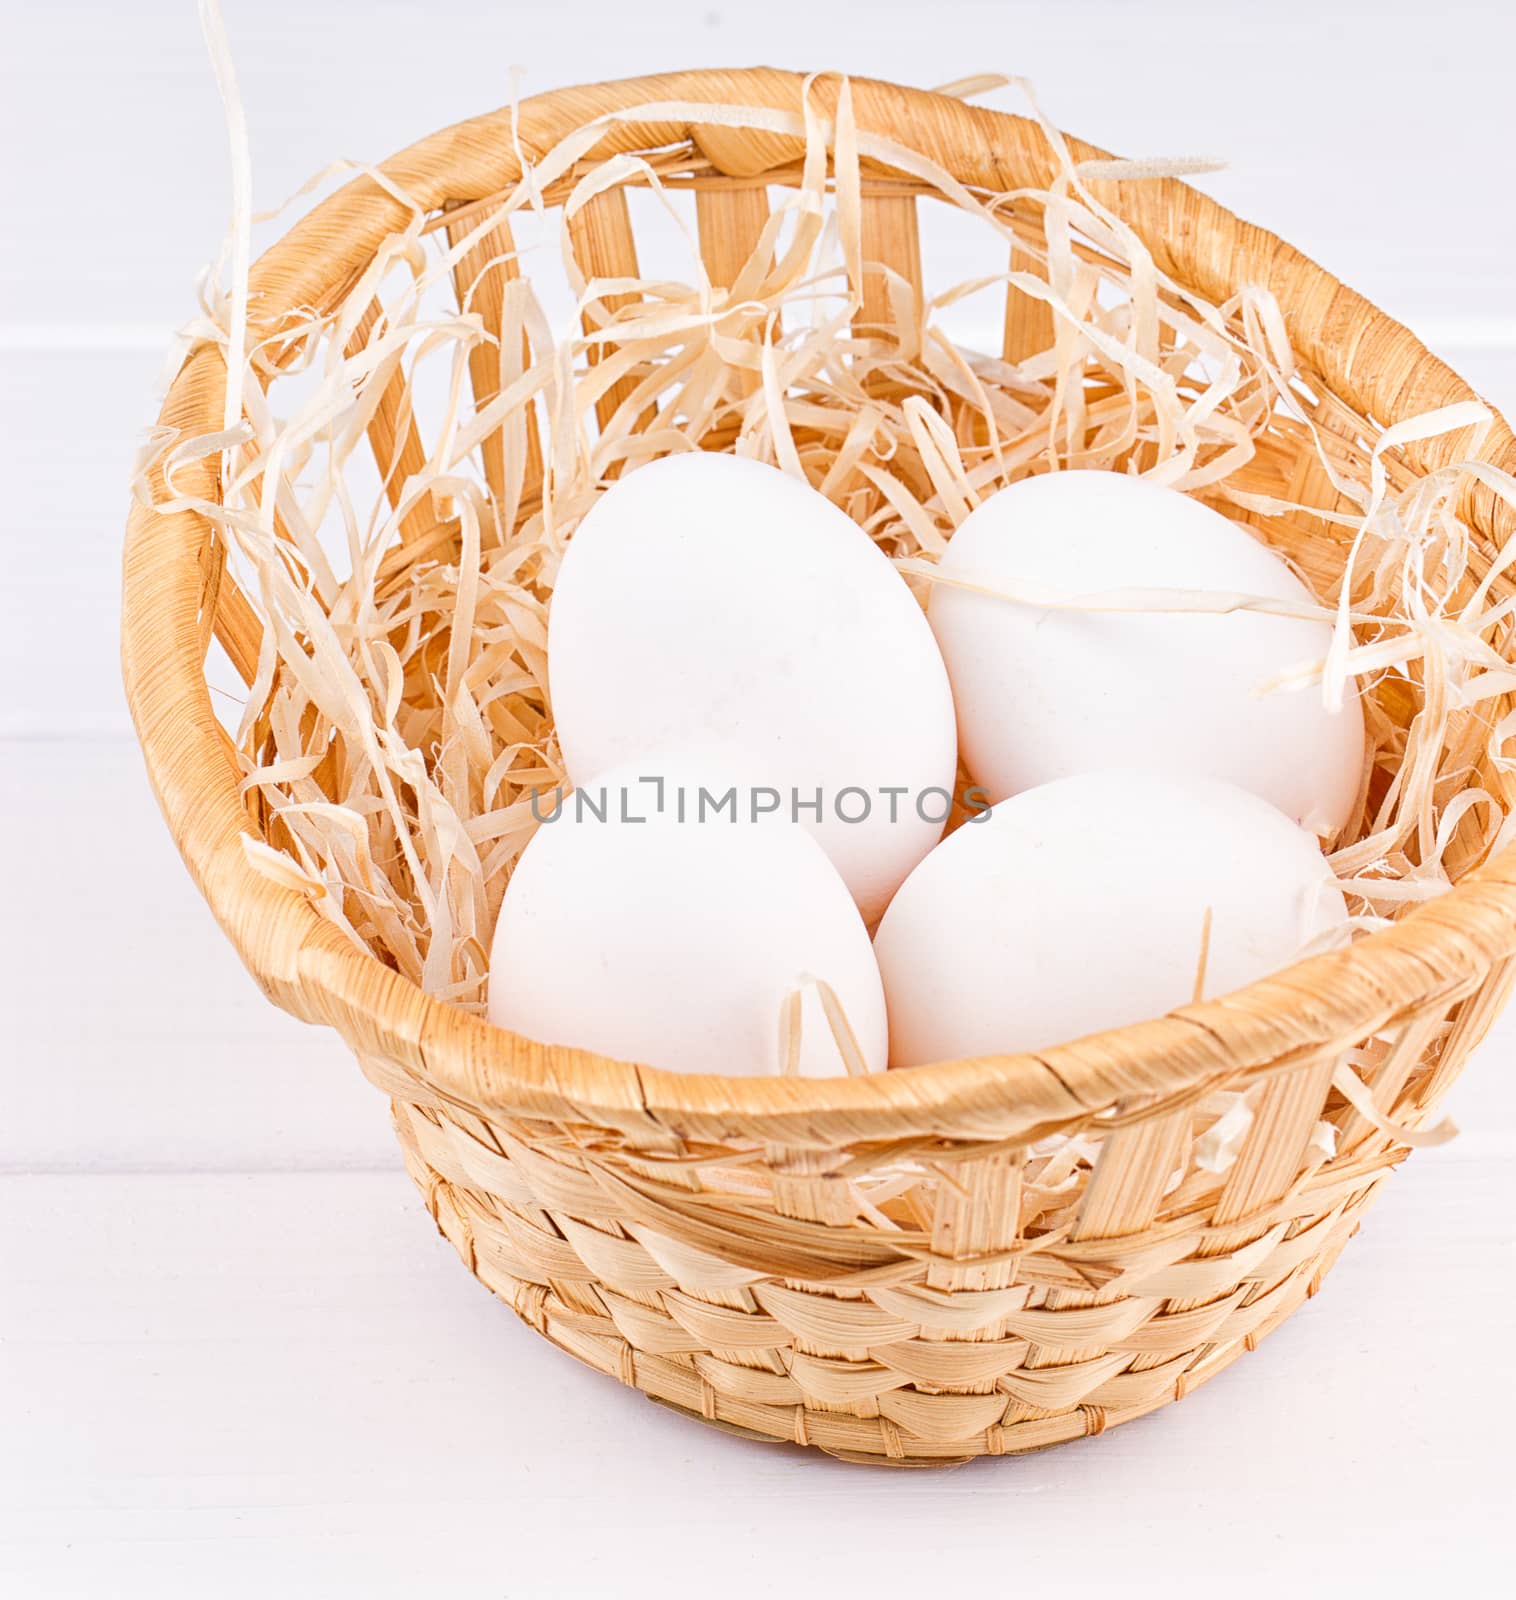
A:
[405,1138,1367,1465]
[523,1257,1339,1465]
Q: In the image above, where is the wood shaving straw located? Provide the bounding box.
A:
[136,49,1516,1047]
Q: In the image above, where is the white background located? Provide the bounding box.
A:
[3,2,1514,1595]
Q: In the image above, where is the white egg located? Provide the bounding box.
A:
[873,770,1349,1067]
[928,470,1366,836]
[487,757,888,1078]
[548,453,958,921]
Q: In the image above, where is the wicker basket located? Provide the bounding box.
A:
[123,68,1516,1465]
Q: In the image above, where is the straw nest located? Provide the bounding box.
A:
[123,66,1516,1463]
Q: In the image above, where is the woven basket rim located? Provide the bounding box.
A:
[122,66,1516,1147]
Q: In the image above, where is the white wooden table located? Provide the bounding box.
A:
[4,3,1513,1594]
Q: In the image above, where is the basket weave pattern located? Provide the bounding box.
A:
[122,70,1516,1464]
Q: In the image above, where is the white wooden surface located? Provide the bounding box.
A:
[3,2,1514,1594]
